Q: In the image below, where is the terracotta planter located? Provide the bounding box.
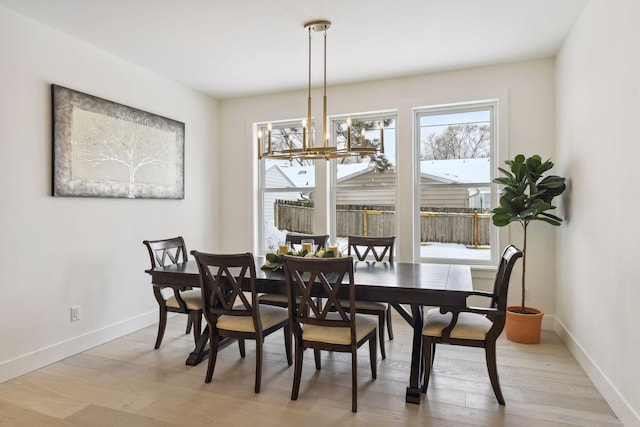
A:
[505,306,544,344]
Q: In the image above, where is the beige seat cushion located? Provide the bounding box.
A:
[217,305,288,333]
[166,289,202,310]
[259,294,305,305]
[302,313,377,345]
[339,300,387,311]
[422,309,492,340]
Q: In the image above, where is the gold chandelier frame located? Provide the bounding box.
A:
[258,20,384,161]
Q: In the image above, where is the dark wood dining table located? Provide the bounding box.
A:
[146,256,472,404]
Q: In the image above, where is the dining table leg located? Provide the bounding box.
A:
[405,303,424,404]
[186,324,210,365]
[185,324,236,366]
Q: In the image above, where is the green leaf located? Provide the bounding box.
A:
[266,253,280,263]
[261,260,283,271]
[492,212,513,227]
[535,216,562,226]
[493,176,514,186]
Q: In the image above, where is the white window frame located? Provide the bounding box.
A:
[257,119,316,255]
[413,100,498,267]
[329,112,398,249]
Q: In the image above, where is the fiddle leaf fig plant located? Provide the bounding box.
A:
[492,154,566,314]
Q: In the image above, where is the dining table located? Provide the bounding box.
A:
[146,256,472,405]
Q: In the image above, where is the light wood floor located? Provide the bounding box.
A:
[0,315,621,426]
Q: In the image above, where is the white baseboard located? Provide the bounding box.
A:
[555,318,640,427]
[541,313,555,330]
[0,310,157,384]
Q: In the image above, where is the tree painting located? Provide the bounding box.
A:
[52,85,184,199]
[71,108,176,198]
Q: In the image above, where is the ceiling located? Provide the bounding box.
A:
[0,0,588,99]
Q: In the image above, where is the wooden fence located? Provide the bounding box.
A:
[274,200,490,246]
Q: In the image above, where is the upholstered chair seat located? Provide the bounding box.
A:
[341,300,387,311]
[303,313,377,345]
[423,310,492,340]
[165,289,202,311]
[217,305,289,333]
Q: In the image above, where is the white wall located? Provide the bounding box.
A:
[0,7,220,382]
[219,59,558,322]
[555,0,640,425]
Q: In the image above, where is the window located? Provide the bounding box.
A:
[331,114,397,253]
[415,102,495,265]
[257,120,315,254]
[257,115,395,255]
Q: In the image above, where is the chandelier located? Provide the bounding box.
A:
[258,20,384,161]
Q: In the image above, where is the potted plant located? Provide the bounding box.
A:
[492,154,566,344]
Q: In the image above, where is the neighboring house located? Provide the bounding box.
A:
[268,158,491,210]
[264,164,296,188]
[419,158,491,210]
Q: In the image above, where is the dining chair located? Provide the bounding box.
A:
[143,236,202,349]
[346,235,396,359]
[259,232,330,309]
[282,255,377,413]
[191,251,292,393]
[285,232,329,252]
[421,245,523,405]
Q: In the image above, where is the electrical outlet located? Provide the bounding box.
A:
[71,306,81,322]
[524,289,531,301]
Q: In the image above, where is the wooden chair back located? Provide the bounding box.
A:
[347,235,395,262]
[491,245,524,313]
[282,256,356,340]
[191,252,260,332]
[143,236,188,268]
[285,232,329,252]
[143,236,201,349]
[421,244,523,405]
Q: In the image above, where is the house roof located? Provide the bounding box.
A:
[272,158,490,187]
[420,158,490,183]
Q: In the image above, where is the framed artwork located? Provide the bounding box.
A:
[52,84,185,199]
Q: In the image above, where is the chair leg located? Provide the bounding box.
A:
[386,306,394,340]
[185,315,193,334]
[255,337,263,393]
[421,337,433,393]
[284,323,292,366]
[291,341,303,401]
[238,339,246,358]
[486,342,505,405]
[369,332,377,379]
[205,330,219,383]
[378,312,387,359]
[154,307,167,349]
[314,348,321,370]
[351,349,358,413]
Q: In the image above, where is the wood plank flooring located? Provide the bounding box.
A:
[0,315,621,426]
